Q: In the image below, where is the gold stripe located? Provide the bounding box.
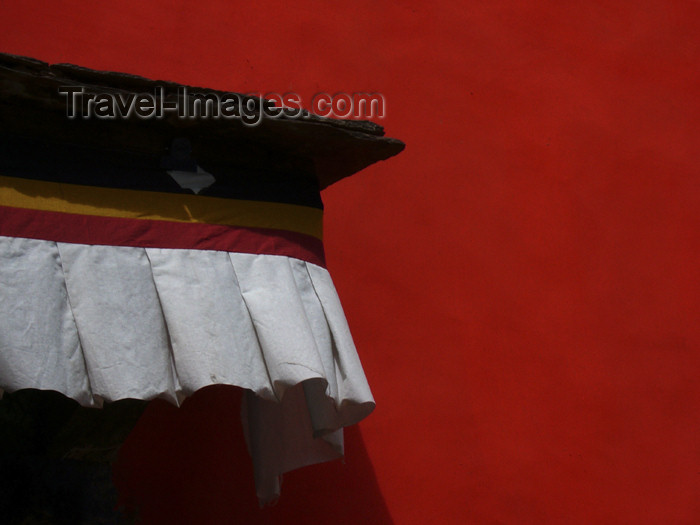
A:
[0,175,323,239]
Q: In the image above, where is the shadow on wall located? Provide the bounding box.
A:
[0,389,145,524]
[114,385,393,525]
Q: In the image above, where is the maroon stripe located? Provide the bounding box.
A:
[0,206,326,267]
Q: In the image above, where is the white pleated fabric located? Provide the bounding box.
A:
[0,235,375,504]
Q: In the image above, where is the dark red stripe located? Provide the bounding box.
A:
[0,206,326,267]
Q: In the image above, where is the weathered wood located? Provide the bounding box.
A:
[0,53,404,189]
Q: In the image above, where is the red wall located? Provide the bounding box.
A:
[2,1,698,523]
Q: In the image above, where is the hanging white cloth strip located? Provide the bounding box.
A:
[0,237,375,503]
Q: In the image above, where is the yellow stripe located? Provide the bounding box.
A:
[0,175,323,239]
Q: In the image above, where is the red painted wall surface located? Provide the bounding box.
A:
[1,1,698,523]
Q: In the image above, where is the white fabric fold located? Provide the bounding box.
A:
[0,237,91,405]
[0,235,374,504]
